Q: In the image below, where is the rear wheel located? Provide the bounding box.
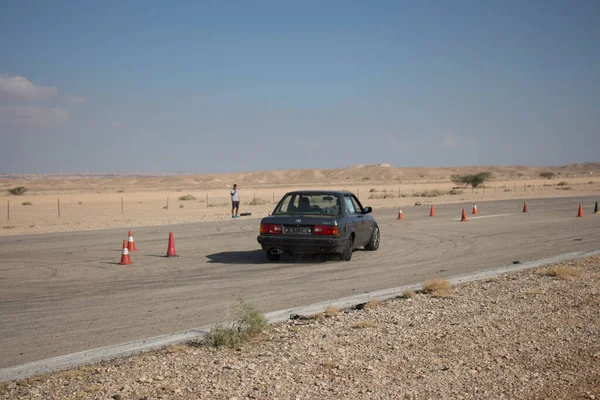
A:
[266,251,280,262]
[365,224,380,251]
[341,236,353,261]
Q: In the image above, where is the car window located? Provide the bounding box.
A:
[278,195,297,213]
[344,196,356,215]
[274,193,341,215]
[350,196,363,213]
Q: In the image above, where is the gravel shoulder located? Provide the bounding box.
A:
[2,256,599,400]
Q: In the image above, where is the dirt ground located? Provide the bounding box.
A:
[2,163,599,236]
[1,255,598,399]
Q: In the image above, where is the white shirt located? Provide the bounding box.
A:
[231,189,239,201]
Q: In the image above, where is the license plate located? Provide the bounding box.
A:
[284,226,312,234]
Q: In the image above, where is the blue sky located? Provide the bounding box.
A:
[1,0,599,174]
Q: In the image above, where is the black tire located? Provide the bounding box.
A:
[365,223,380,251]
[341,236,353,261]
[266,251,280,262]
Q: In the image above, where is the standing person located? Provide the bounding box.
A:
[230,184,240,218]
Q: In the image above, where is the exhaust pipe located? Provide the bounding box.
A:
[270,248,283,255]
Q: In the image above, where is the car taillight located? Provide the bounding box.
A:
[313,225,339,236]
[260,223,282,234]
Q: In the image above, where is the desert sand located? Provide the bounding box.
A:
[1,163,599,236]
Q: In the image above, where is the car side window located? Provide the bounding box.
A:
[350,196,363,213]
[344,196,356,215]
[277,195,297,213]
[286,195,299,212]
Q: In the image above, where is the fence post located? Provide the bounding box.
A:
[6,200,9,221]
[121,196,124,214]
[166,195,169,210]
[57,198,61,218]
[514,183,516,192]
[272,192,275,204]
[206,193,208,208]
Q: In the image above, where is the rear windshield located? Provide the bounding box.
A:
[273,193,341,216]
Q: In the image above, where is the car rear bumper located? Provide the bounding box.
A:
[257,235,348,254]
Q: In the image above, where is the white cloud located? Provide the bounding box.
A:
[61,95,86,104]
[443,132,456,148]
[0,105,70,128]
[0,74,58,100]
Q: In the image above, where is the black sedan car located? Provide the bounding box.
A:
[257,190,380,262]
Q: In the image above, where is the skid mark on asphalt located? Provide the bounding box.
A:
[452,213,513,221]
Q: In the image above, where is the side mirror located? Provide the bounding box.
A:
[363,206,372,214]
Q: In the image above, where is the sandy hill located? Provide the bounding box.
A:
[1,163,599,194]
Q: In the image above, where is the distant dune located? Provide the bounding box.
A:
[1,163,599,193]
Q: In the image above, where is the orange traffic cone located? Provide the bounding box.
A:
[472,203,478,215]
[522,202,528,213]
[577,204,584,218]
[127,230,138,252]
[397,208,404,220]
[460,208,468,222]
[429,205,436,217]
[166,232,178,257]
[119,239,133,265]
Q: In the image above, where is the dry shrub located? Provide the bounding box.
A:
[207,202,229,208]
[524,288,545,295]
[7,186,27,196]
[422,279,452,297]
[363,299,378,309]
[352,320,378,329]
[178,194,196,201]
[248,198,267,206]
[307,312,324,321]
[403,289,415,299]
[21,201,33,206]
[324,305,340,317]
[203,300,268,348]
[59,366,96,379]
[321,360,338,369]
[548,266,581,280]
[368,192,397,199]
[416,189,444,197]
[203,326,242,348]
[165,344,189,353]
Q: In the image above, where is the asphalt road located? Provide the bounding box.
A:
[1,196,599,369]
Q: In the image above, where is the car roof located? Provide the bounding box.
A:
[283,190,353,196]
